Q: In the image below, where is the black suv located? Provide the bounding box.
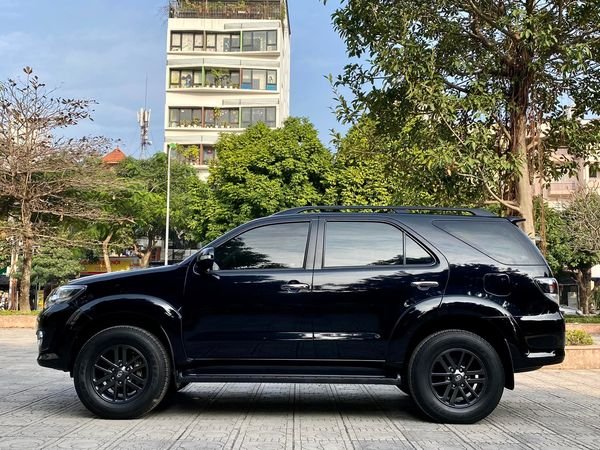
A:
[37,206,565,423]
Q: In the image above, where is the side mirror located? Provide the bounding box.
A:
[195,247,215,273]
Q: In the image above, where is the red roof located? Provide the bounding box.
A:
[102,148,126,165]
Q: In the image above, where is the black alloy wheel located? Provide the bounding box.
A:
[91,344,148,404]
[429,348,487,408]
[408,329,504,424]
[74,326,171,419]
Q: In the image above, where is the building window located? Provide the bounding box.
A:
[590,165,598,178]
[241,69,277,90]
[203,146,216,164]
[241,107,276,128]
[204,108,239,128]
[205,68,241,88]
[217,33,241,52]
[242,30,277,52]
[170,69,203,88]
[169,108,202,127]
[170,32,204,51]
[205,32,241,52]
[176,144,216,166]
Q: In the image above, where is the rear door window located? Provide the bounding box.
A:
[433,220,544,265]
[323,221,435,268]
[324,222,404,267]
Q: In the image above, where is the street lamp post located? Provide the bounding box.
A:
[164,143,176,266]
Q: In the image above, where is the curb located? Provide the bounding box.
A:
[566,323,600,334]
[0,316,37,328]
[542,345,600,370]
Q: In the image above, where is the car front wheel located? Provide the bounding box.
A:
[73,326,171,419]
[408,329,504,424]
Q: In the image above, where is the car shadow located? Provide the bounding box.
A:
[155,384,424,420]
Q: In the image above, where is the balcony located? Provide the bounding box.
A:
[169,1,284,21]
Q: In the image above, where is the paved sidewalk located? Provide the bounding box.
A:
[1,329,599,450]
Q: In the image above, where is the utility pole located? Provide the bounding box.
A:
[164,143,176,266]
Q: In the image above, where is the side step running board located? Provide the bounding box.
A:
[179,374,402,385]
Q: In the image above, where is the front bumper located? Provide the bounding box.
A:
[36,303,74,372]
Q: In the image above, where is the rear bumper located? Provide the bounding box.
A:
[511,311,565,372]
[510,344,565,372]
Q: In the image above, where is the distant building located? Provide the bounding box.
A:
[102,147,127,165]
[533,149,600,209]
[164,0,291,179]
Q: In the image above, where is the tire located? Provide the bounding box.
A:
[408,330,504,424]
[73,326,172,419]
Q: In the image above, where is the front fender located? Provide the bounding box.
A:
[65,294,186,369]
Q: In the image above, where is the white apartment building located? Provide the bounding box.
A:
[165,0,291,178]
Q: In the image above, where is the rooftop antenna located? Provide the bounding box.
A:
[137,74,152,158]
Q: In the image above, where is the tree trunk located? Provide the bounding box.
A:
[102,231,114,273]
[576,268,592,315]
[513,109,535,237]
[18,214,33,312]
[141,249,153,268]
[8,243,19,310]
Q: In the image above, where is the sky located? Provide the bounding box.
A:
[0,0,349,155]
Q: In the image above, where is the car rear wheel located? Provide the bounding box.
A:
[73,326,171,419]
[408,330,504,424]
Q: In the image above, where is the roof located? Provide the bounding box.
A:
[102,148,126,165]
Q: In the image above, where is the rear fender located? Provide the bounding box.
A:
[387,296,519,390]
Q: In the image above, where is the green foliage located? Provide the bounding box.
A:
[115,153,207,250]
[325,0,600,225]
[0,310,39,316]
[325,119,394,206]
[535,198,600,274]
[31,246,83,286]
[565,329,594,346]
[565,316,600,324]
[326,118,489,207]
[203,118,333,240]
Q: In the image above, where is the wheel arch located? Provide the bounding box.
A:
[388,297,518,390]
[65,295,185,375]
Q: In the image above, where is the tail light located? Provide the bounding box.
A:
[535,277,559,303]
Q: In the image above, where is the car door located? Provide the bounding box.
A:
[182,219,317,360]
[311,217,448,361]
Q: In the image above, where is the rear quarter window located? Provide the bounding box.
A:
[433,219,545,265]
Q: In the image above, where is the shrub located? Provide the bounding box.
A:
[565,315,600,324]
[566,329,594,346]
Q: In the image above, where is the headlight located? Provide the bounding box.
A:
[45,285,86,308]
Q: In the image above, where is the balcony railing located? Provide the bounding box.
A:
[170,1,283,20]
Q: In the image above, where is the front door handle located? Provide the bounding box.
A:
[410,281,439,291]
[281,281,310,292]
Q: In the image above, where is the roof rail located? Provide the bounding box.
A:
[273,206,497,217]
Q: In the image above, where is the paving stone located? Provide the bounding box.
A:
[1,329,600,449]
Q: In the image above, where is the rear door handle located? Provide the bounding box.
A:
[410,281,439,291]
[281,281,310,292]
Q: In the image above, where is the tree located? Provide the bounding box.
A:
[115,154,205,266]
[31,245,83,289]
[536,193,600,314]
[325,0,600,236]
[562,189,600,313]
[203,118,333,240]
[326,118,488,207]
[0,68,115,311]
[325,120,395,206]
